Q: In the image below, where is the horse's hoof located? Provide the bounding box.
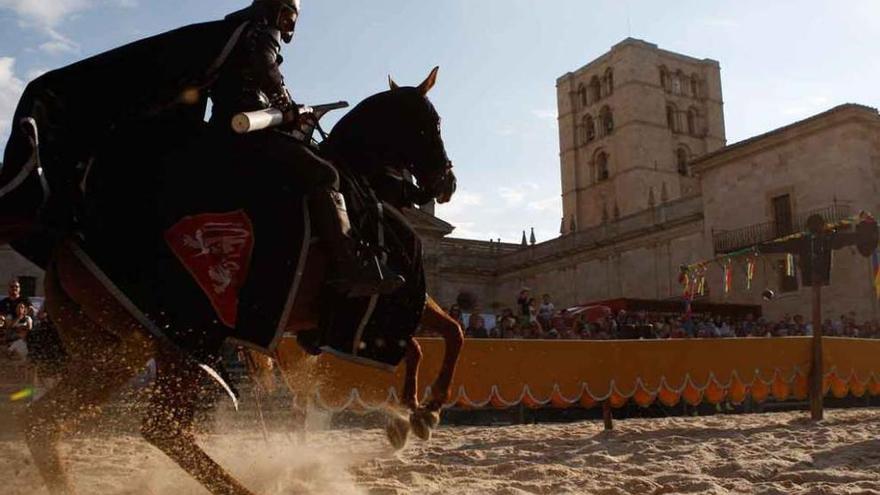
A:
[410,409,440,442]
[385,413,410,450]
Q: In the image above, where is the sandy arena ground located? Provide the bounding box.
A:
[3,408,880,494]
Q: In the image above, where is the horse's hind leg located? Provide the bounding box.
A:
[142,349,255,495]
[23,262,151,494]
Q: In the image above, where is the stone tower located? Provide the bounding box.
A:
[557,38,726,234]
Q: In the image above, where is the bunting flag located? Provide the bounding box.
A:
[746,257,756,291]
[697,265,707,296]
[723,259,733,294]
[678,266,690,297]
[872,248,880,300]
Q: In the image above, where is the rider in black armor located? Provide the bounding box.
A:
[210,0,404,298]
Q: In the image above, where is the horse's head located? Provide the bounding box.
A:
[325,67,456,206]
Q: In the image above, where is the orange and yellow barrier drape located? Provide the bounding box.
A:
[275,337,880,411]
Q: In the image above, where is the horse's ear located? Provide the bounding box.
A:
[417,66,439,96]
[389,75,400,91]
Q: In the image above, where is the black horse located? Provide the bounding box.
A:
[24,68,463,495]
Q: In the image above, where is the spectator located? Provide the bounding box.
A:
[5,302,32,344]
[499,316,520,339]
[516,289,531,319]
[537,294,555,330]
[0,278,34,324]
[465,314,491,339]
[448,304,464,327]
[718,317,734,338]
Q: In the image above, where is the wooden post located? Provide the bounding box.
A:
[602,401,613,430]
[810,284,824,421]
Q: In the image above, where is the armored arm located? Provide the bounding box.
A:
[246,23,295,114]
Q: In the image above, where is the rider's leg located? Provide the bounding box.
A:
[257,137,404,297]
[308,188,404,297]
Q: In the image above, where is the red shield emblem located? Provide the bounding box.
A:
[165,211,255,328]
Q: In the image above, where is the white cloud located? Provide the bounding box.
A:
[781,95,831,117]
[0,57,25,145]
[498,183,539,206]
[531,108,556,121]
[498,186,525,206]
[0,0,131,55]
[0,0,91,28]
[527,195,561,213]
[435,183,561,243]
[38,28,80,54]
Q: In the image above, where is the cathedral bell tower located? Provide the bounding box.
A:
[557,38,726,234]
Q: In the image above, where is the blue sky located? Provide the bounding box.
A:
[1,0,878,242]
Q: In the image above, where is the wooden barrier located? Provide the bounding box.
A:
[274,336,880,416]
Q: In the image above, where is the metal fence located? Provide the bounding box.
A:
[712,203,852,254]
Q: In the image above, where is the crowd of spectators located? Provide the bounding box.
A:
[450,289,880,341]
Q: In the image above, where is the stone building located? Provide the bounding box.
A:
[424,39,880,322]
[557,38,724,232]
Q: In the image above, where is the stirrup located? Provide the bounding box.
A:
[327,257,405,298]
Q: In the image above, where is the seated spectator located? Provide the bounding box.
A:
[465,315,491,339]
[496,315,519,339]
[682,317,696,338]
[0,278,34,324]
[448,304,464,327]
[697,318,717,338]
[718,317,734,338]
[5,302,32,344]
[522,320,544,339]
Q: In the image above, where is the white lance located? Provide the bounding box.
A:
[231,108,287,134]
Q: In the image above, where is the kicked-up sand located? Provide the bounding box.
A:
[2,408,880,494]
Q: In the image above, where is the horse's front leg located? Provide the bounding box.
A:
[141,350,255,495]
[407,297,464,441]
[422,297,464,412]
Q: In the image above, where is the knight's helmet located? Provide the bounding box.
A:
[253,0,300,43]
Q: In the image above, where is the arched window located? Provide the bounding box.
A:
[672,70,684,95]
[604,68,614,96]
[687,108,697,135]
[583,114,595,143]
[577,84,587,109]
[659,66,669,91]
[589,76,601,104]
[599,106,614,136]
[596,151,610,182]
[666,104,678,132]
[676,148,689,176]
[690,74,700,98]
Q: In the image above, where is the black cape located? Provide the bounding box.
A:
[0,16,251,266]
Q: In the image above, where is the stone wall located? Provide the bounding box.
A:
[694,104,880,321]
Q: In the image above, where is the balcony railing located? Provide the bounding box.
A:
[712,203,852,254]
